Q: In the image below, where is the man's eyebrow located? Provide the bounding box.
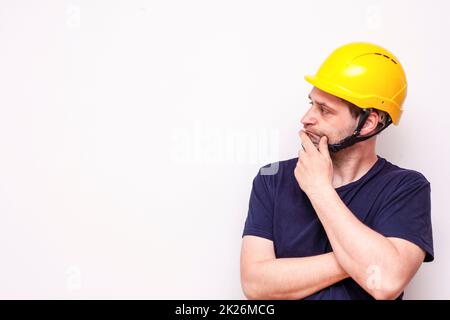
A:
[308,95,334,110]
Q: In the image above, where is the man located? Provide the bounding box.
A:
[240,42,434,300]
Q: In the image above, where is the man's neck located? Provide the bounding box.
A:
[330,147,378,189]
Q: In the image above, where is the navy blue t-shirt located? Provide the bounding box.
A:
[242,155,434,300]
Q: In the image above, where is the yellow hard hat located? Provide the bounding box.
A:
[305,42,407,125]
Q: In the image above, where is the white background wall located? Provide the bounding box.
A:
[0,0,449,299]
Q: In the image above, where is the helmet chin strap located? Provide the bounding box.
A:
[328,108,393,153]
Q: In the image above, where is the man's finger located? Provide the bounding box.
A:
[300,130,317,153]
[319,135,330,158]
[298,146,306,159]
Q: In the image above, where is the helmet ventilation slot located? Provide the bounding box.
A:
[374,52,398,65]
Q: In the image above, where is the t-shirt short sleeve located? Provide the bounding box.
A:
[372,174,434,262]
[242,167,275,241]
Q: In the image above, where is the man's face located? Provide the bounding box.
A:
[301,87,358,147]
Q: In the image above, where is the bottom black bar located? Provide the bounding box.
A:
[1,300,446,319]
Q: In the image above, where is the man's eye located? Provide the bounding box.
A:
[309,101,330,114]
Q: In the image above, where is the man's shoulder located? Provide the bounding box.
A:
[380,157,430,186]
[257,157,298,177]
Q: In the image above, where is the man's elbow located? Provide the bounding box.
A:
[241,259,274,299]
[241,269,285,300]
[369,278,405,300]
[241,276,297,300]
[241,269,271,300]
[240,274,256,299]
[242,283,260,300]
[242,282,289,300]
[372,289,403,300]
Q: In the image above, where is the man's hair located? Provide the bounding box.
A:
[340,98,390,127]
[342,99,362,119]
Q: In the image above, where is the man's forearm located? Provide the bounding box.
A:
[308,186,404,299]
[244,252,348,300]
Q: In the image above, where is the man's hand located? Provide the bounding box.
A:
[294,130,334,196]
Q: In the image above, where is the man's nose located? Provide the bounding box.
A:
[301,108,317,126]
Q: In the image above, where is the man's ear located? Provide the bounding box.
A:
[360,111,379,136]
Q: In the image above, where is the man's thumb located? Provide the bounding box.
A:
[319,136,330,156]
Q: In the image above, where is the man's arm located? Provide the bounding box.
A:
[295,132,426,300]
[240,235,349,300]
[308,187,425,300]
